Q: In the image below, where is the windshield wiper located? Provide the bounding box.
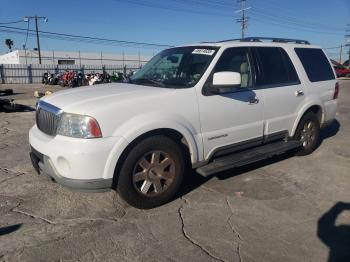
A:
[131,78,166,87]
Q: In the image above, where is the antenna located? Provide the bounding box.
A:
[236,0,251,39]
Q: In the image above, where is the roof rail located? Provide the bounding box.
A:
[217,37,310,45]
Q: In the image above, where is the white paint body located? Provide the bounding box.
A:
[29,41,338,182]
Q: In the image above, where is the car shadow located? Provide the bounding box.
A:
[0,224,22,236]
[179,150,298,197]
[0,92,25,97]
[0,101,35,113]
[319,119,340,142]
[178,121,340,198]
[318,202,350,262]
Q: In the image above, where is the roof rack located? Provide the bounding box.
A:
[217,37,310,45]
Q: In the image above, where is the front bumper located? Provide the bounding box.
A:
[28,125,128,192]
[30,147,112,192]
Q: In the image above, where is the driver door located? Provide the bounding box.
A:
[197,47,264,159]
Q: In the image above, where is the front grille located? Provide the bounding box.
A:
[36,101,61,136]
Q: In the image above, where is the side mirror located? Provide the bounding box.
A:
[210,72,241,94]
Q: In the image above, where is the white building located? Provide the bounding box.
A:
[0,50,152,66]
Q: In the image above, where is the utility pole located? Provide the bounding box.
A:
[339,44,343,63]
[34,16,42,64]
[22,44,28,65]
[236,0,250,39]
[24,16,48,64]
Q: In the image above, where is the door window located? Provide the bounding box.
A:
[213,47,253,89]
[255,47,299,86]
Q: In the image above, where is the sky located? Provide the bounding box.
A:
[0,0,349,59]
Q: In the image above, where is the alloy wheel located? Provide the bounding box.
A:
[132,150,176,196]
[300,120,316,148]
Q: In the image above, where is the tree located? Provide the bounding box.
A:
[5,39,14,52]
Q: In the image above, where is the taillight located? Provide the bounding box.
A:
[334,82,339,99]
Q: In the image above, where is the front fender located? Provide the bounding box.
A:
[103,112,202,179]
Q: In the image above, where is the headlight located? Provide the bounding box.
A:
[57,113,102,138]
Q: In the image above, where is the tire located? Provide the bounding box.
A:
[294,112,320,156]
[116,135,185,209]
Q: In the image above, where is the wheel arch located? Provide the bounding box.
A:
[291,103,323,136]
[110,128,194,187]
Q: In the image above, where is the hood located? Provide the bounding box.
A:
[42,83,175,114]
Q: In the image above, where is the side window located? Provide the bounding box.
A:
[213,47,253,88]
[295,48,335,82]
[280,49,299,83]
[255,47,299,86]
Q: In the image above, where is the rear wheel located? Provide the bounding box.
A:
[116,135,185,209]
[294,112,320,156]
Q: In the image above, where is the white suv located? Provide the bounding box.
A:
[29,37,338,208]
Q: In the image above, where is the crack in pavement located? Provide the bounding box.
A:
[0,144,9,150]
[0,167,10,173]
[201,185,245,262]
[9,199,57,225]
[0,170,26,185]
[0,120,13,135]
[12,208,57,225]
[226,198,244,262]
[9,199,124,226]
[178,197,227,262]
[11,207,127,226]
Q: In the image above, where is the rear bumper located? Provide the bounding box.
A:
[30,148,112,192]
[322,99,338,126]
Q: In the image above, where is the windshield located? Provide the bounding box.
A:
[130,46,218,88]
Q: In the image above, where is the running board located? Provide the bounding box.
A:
[196,140,302,177]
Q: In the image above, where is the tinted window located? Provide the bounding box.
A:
[213,47,253,88]
[255,47,299,86]
[295,48,335,82]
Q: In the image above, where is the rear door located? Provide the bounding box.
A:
[252,47,305,138]
[294,48,337,123]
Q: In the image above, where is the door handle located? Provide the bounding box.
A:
[295,90,304,97]
[248,96,259,105]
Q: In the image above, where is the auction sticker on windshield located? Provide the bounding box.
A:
[192,49,215,56]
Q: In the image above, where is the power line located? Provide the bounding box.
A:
[24,16,48,64]
[23,20,30,48]
[250,9,345,32]
[166,0,345,32]
[115,0,232,17]
[252,2,345,31]
[0,20,24,25]
[0,25,173,49]
[251,16,344,36]
[118,0,345,36]
[236,0,250,39]
[324,46,343,50]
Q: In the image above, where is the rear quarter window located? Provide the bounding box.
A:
[294,48,335,82]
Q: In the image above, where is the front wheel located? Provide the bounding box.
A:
[116,135,185,209]
[294,112,320,156]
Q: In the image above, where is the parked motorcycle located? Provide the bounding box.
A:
[111,71,126,82]
[42,72,49,85]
